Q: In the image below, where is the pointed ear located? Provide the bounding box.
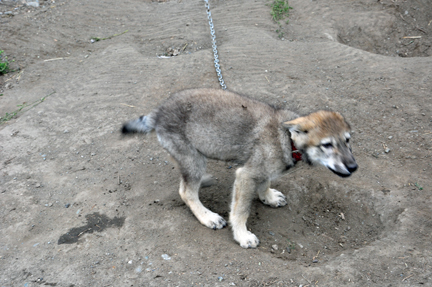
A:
[282,122,302,134]
[282,117,311,134]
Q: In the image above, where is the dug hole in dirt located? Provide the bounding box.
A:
[0,0,431,286]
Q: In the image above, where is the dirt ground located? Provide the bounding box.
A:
[1,0,432,286]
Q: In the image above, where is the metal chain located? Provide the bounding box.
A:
[204,0,227,90]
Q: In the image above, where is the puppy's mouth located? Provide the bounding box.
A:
[328,164,358,178]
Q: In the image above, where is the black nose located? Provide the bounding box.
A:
[347,163,358,173]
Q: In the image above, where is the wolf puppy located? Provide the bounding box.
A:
[122,89,357,248]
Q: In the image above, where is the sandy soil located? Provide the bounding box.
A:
[1,0,431,286]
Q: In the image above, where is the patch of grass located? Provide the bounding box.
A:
[0,50,10,75]
[269,0,293,24]
[286,239,296,250]
[276,29,284,39]
[0,91,56,124]
[268,0,293,39]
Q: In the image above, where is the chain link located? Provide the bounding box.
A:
[204,0,227,90]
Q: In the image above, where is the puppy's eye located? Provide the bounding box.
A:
[321,143,333,148]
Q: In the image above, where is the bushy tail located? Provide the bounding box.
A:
[121,112,156,134]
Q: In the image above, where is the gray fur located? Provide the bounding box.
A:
[121,113,156,134]
[121,88,356,248]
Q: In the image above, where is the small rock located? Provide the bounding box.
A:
[312,259,318,263]
[385,148,391,153]
[128,260,133,264]
[218,276,224,282]
[272,244,278,251]
[269,231,275,236]
[286,247,291,253]
[388,136,393,140]
[26,0,40,8]
[161,254,171,260]
[35,183,41,188]
[65,203,70,208]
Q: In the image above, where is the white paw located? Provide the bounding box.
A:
[260,188,287,207]
[200,211,227,230]
[234,230,260,248]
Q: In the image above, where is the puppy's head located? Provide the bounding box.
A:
[283,111,357,177]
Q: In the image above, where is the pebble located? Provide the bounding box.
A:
[218,276,224,282]
[312,259,318,263]
[268,231,275,236]
[384,148,391,153]
[135,266,142,273]
[161,254,171,260]
[26,1,39,8]
[272,244,279,251]
[65,203,70,208]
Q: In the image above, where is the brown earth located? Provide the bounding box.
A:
[1,0,432,286]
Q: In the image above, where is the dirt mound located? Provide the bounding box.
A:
[1,0,431,286]
[336,0,432,57]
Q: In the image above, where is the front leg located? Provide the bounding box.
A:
[229,168,261,248]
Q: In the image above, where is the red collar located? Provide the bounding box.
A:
[291,140,302,162]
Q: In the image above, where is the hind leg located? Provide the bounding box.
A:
[179,176,227,230]
[257,182,287,208]
[157,129,226,229]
